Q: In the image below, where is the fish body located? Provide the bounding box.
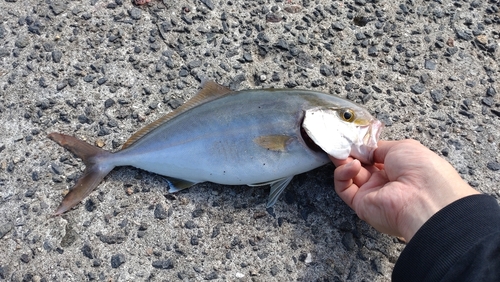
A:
[49,82,382,214]
[116,89,331,184]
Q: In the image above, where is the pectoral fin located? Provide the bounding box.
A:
[254,135,293,152]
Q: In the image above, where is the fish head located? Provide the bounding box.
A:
[302,105,383,164]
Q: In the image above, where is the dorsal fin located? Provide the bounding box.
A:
[122,81,233,149]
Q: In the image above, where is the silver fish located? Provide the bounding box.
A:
[49,81,382,215]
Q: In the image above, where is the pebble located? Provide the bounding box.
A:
[424,59,436,70]
[430,89,444,103]
[95,139,105,148]
[486,162,500,171]
[81,244,94,259]
[367,46,378,57]
[456,30,473,41]
[342,232,356,251]
[420,73,430,84]
[476,35,488,45]
[104,98,115,108]
[51,163,63,175]
[81,13,92,20]
[83,75,95,82]
[200,0,214,10]
[205,272,218,280]
[152,259,174,269]
[168,98,182,109]
[50,3,67,15]
[97,77,107,85]
[266,13,282,23]
[99,233,126,244]
[320,65,332,77]
[187,60,202,69]
[129,8,142,20]
[154,203,168,219]
[52,50,62,63]
[486,87,496,97]
[184,220,197,229]
[110,254,126,268]
[20,254,30,263]
[0,222,13,239]
[28,20,45,35]
[190,236,199,245]
[56,80,68,91]
[98,127,110,136]
[355,32,366,40]
[83,198,96,212]
[77,115,90,124]
[410,83,425,94]
[181,15,193,25]
[148,102,158,110]
[243,52,253,62]
[40,78,48,88]
[68,78,77,87]
[15,36,30,48]
[482,97,493,107]
[274,39,290,51]
[331,22,345,30]
[491,109,500,118]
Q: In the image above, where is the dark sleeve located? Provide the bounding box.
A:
[392,194,500,282]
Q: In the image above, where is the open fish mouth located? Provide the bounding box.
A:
[363,120,384,149]
[357,119,384,164]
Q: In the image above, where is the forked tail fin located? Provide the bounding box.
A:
[48,133,114,215]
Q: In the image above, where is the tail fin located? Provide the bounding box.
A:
[48,133,114,215]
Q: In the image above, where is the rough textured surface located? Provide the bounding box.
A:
[0,0,499,281]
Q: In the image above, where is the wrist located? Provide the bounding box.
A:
[400,182,479,242]
[399,198,441,242]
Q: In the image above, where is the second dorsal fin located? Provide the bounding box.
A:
[121,81,233,149]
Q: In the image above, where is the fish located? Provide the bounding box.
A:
[48,81,383,215]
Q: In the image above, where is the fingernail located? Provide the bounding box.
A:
[344,160,354,168]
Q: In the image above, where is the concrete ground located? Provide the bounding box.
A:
[0,0,498,281]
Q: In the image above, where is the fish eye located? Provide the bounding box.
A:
[341,109,355,122]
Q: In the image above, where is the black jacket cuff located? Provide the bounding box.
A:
[392,194,500,281]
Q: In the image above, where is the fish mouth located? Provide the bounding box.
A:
[364,120,383,148]
[358,119,384,164]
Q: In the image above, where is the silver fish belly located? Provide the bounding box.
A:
[48,82,381,214]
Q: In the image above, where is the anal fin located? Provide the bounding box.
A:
[166,177,197,193]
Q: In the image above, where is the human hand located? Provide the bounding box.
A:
[331,139,479,242]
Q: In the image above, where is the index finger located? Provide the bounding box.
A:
[373,140,400,164]
[329,155,354,167]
